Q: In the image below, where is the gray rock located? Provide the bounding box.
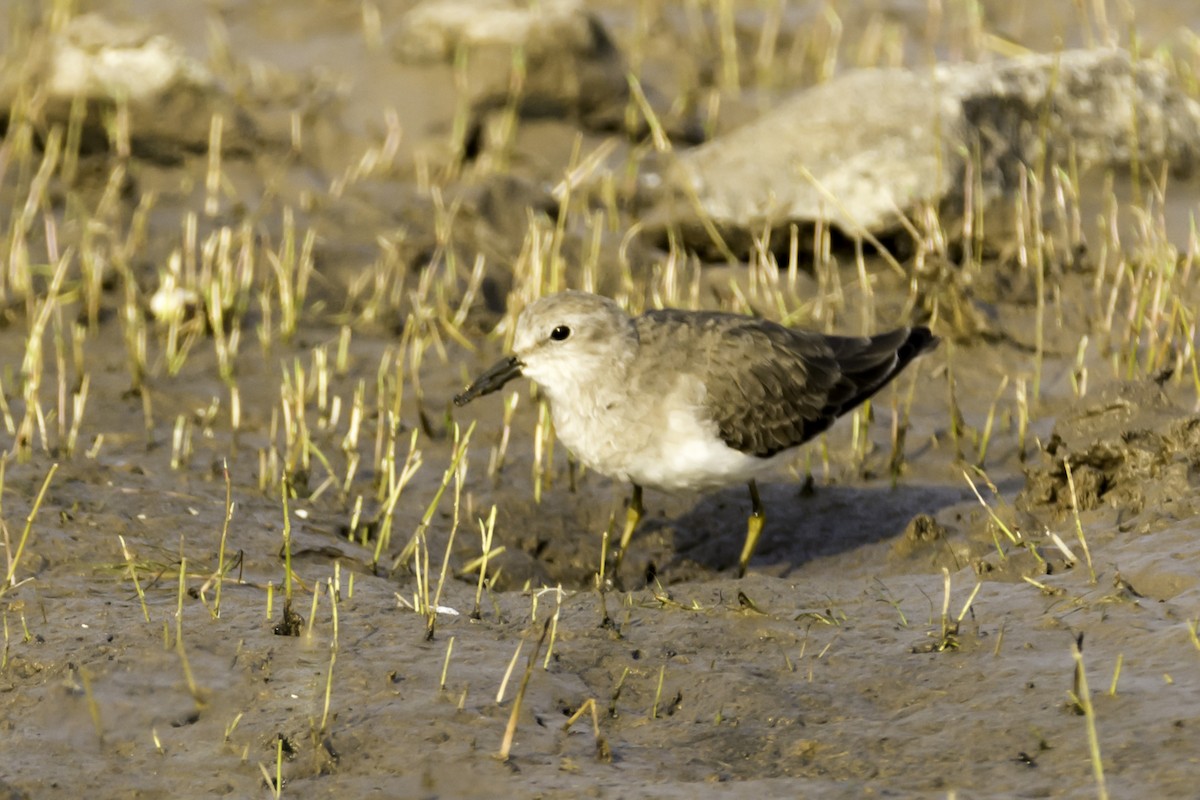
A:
[395,0,628,129]
[0,13,257,162]
[652,68,961,255]
[42,13,212,103]
[947,49,1200,190]
[647,49,1200,256]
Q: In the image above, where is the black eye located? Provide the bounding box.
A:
[550,325,571,341]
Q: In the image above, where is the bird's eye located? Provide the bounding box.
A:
[550,325,571,341]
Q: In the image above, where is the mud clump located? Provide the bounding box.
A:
[1018,378,1200,518]
[890,513,949,559]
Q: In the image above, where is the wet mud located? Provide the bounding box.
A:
[1,1,1200,798]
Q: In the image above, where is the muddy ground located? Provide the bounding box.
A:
[2,1,1200,798]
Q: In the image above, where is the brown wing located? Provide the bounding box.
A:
[701,321,840,457]
[671,314,936,458]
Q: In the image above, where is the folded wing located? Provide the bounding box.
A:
[705,322,937,458]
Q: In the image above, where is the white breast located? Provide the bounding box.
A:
[547,374,790,493]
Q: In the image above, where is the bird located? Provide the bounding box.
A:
[454,290,938,577]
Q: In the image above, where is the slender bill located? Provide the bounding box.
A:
[453,356,524,406]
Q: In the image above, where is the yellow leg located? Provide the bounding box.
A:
[612,484,644,575]
[738,480,765,578]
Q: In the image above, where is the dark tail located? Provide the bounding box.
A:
[825,327,938,417]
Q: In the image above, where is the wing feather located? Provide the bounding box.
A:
[635,309,936,459]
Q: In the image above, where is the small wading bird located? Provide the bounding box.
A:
[454,291,938,577]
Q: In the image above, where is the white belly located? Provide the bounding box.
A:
[549,391,792,492]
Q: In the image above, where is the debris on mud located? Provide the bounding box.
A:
[1018,379,1200,518]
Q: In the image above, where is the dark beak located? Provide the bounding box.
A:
[453,356,524,406]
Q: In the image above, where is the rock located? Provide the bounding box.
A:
[946,49,1200,195]
[395,0,629,129]
[0,13,257,162]
[43,13,211,103]
[648,68,960,259]
[646,49,1200,258]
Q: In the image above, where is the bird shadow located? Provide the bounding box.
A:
[477,468,1019,590]
[649,479,978,580]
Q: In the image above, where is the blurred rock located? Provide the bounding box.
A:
[647,49,1200,258]
[946,48,1200,196]
[647,68,958,259]
[395,0,629,130]
[43,13,210,102]
[0,13,257,162]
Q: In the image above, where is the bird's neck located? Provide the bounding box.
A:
[541,336,637,414]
